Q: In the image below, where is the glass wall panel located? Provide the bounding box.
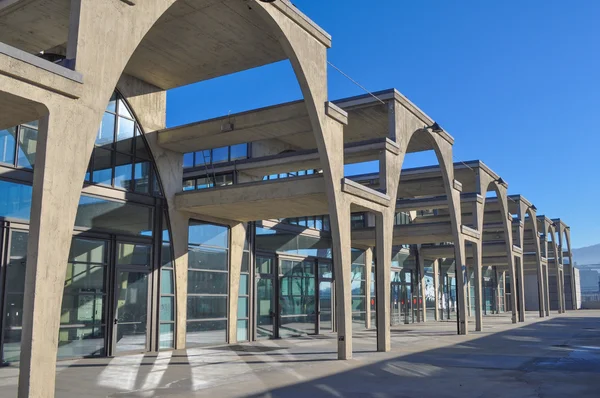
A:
[187,221,229,346]
[0,179,32,221]
[186,320,227,346]
[75,196,153,236]
[0,127,16,165]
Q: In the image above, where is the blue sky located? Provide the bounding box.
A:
[166,0,600,249]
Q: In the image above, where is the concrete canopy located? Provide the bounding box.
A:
[160,88,453,155]
[0,0,330,90]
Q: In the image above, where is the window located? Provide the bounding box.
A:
[237,229,251,342]
[351,213,366,229]
[280,215,330,231]
[351,249,367,330]
[263,169,321,181]
[184,145,250,168]
[182,173,233,191]
[0,122,38,169]
[187,221,229,346]
[87,92,160,195]
[160,212,175,349]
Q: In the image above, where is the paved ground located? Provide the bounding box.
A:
[2,311,600,397]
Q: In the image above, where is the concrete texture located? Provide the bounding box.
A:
[2,312,599,397]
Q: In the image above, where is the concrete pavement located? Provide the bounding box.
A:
[1,311,599,397]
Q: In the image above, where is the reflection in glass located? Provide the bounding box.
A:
[0,127,16,165]
[319,281,332,332]
[115,271,148,353]
[17,126,38,169]
[116,243,151,266]
[96,112,115,146]
[114,153,133,190]
[92,148,113,185]
[186,320,226,346]
[75,196,153,236]
[116,116,135,153]
[256,278,275,339]
[188,247,227,271]
[187,271,228,295]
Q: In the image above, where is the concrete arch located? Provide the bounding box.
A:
[524,206,545,318]
[476,176,519,325]
[402,127,469,334]
[13,2,342,396]
[562,228,576,310]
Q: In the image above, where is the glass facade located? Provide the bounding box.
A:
[160,213,175,349]
[88,93,160,195]
[351,250,367,329]
[183,173,234,191]
[186,221,229,346]
[183,144,248,168]
[0,90,172,362]
[262,169,320,181]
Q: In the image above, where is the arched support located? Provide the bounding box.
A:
[474,175,518,327]
[563,229,577,310]
[550,226,564,314]
[523,206,545,318]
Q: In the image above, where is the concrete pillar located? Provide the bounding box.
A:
[544,265,551,316]
[466,270,472,318]
[18,109,95,398]
[417,250,427,322]
[364,247,373,329]
[473,243,483,331]
[516,256,526,322]
[228,223,247,343]
[331,202,353,359]
[375,212,392,351]
[498,271,506,312]
[433,259,440,321]
[171,212,190,349]
[537,258,546,318]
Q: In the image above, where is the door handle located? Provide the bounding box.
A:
[114,319,119,325]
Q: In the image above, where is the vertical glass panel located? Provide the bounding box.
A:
[161,269,174,294]
[96,112,115,147]
[187,270,228,294]
[186,296,228,319]
[133,161,150,193]
[92,148,113,185]
[118,99,134,119]
[183,153,194,168]
[116,243,151,266]
[64,263,106,294]
[212,147,228,164]
[256,256,273,274]
[0,127,16,165]
[236,320,248,342]
[160,296,174,321]
[17,126,38,169]
[319,281,332,331]
[256,278,275,339]
[159,324,174,349]
[116,116,135,153]
[196,176,213,190]
[134,130,152,160]
[239,274,249,295]
[114,153,133,190]
[230,144,248,160]
[115,271,148,353]
[237,297,248,318]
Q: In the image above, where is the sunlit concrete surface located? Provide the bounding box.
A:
[1,312,599,397]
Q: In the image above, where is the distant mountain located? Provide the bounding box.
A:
[573,243,600,266]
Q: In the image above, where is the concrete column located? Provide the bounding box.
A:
[331,202,353,359]
[417,249,427,323]
[18,109,95,398]
[228,223,247,343]
[364,247,373,329]
[473,243,483,331]
[537,258,546,318]
[433,259,440,321]
[375,212,393,351]
[466,269,472,318]
[499,271,506,314]
[516,256,526,322]
[171,212,189,349]
[544,264,551,316]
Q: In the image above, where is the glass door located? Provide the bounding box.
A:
[279,258,316,338]
[255,255,277,339]
[112,241,151,354]
[318,260,333,333]
[390,282,402,326]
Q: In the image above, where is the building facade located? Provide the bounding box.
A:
[0,1,579,397]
